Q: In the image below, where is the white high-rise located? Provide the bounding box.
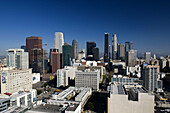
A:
[75,69,100,91]
[145,52,151,63]
[112,34,117,60]
[6,49,28,69]
[54,32,64,53]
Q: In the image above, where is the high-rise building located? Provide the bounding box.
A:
[112,34,117,60]
[0,68,32,94]
[21,45,26,52]
[118,44,125,61]
[142,65,162,92]
[127,50,137,67]
[144,52,151,63]
[78,49,85,60]
[51,51,60,73]
[0,98,10,112]
[104,33,109,62]
[54,32,64,53]
[92,47,99,61]
[56,69,68,87]
[26,36,42,67]
[6,49,28,69]
[125,42,130,53]
[125,42,133,62]
[72,40,79,59]
[62,44,73,67]
[86,41,96,56]
[49,48,57,66]
[56,67,75,87]
[31,48,43,74]
[130,42,133,50]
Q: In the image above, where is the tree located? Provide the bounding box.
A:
[48,88,51,92]
[44,83,48,87]
[37,89,42,95]
[87,102,94,110]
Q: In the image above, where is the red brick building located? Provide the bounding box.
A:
[51,52,60,73]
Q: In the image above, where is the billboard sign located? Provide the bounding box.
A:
[1,72,7,84]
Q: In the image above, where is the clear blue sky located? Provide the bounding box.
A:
[0,0,170,56]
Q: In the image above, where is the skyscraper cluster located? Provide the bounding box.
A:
[86,42,99,61]
[1,30,169,113]
[104,33,137,67]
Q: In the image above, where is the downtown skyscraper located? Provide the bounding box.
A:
[7,49,28,69]
[104,33,109,62]
[125,41,133,63]
[112,34,117,60]
[86,41,96,56]
[54,32,64,53]
[118,44,125,61]
[145,52,151,63]
[72,40,79,59]
[127,49,137,67]
[125,41,133,53]
[26,36,42,67]
[62,43,73,67]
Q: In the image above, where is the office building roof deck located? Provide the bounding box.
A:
[65,104,79,111]
[75,88,91,100]
[111,83,126,95]
[130,87,147,93]
[10,91,31,101]
[111,83,149,96]
[0,97,10,102]
[30,104,64,113]
[56,87,74,99]
[1,106,28,113]
[76,69,100,73]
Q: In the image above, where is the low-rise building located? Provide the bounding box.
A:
[27,103,81,113]
[51,87,91,108]
[0,95,10,112]
[1,106,28,113]
[10,89,37,107]
[126,65,141,77]
[32,73,40,84]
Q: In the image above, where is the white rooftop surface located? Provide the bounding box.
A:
[76,69,100,73]
[10,91,31,101]
[56,87,74,99]
[75,88,91,100]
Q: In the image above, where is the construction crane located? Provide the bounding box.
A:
[34,43,47,75]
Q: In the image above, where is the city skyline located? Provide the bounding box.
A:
[1,0,170,56]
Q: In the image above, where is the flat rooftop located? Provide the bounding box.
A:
[30,104,64,113]
[65,104,79,111]
[111,83,148,95]
[75,88,91,100]
[130,87,147,93]
[111,83,126,95]
[56,87,74,99]
[1,106,28,113]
